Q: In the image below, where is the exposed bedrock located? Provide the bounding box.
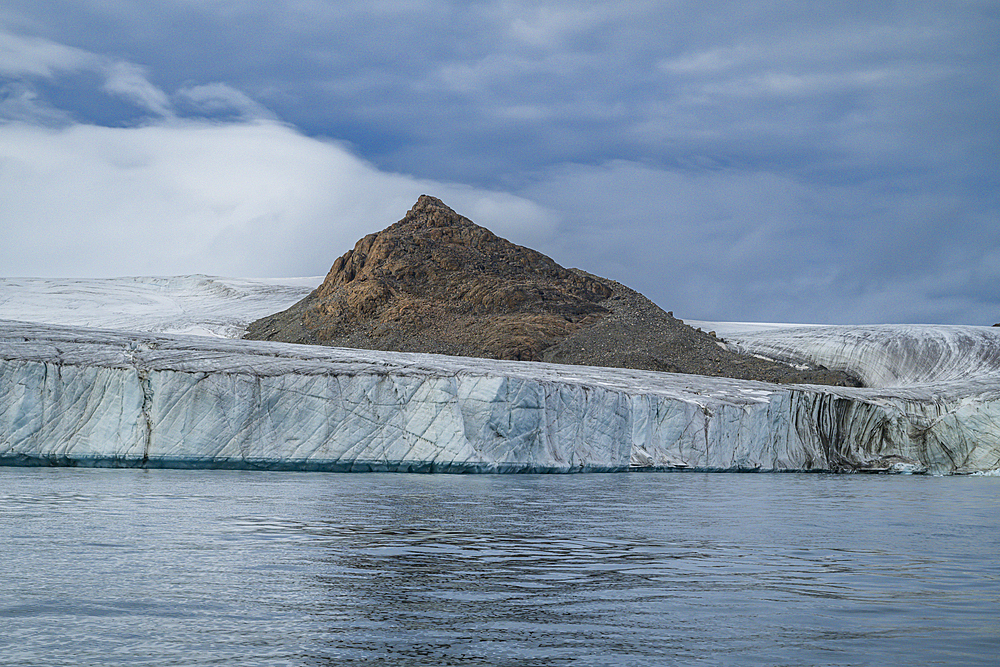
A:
[2,321,997,473]
[244,196,860,387]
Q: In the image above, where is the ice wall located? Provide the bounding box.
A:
[724,324,1000,387]
[3,320,998,473]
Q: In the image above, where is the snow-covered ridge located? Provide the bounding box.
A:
[1,276,999,474]
[0,275,317,337]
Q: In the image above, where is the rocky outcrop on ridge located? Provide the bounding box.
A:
[244,195,861,386]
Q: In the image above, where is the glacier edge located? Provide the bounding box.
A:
[3,320,999,474]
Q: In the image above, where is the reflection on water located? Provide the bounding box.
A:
[1,469,998,666]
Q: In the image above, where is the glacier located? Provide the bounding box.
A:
[1,276,999,474]
[0,275,316,338]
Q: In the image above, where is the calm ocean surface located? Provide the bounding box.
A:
[1,468,997,666]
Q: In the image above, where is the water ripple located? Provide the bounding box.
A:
[1,468,998,666]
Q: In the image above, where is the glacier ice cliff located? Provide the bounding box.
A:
[2,309,999,473]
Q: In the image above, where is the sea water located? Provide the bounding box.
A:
[1,468,997,666]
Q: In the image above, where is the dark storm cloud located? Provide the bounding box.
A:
[1,1,997,324]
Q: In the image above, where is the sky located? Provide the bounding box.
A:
[1,1,997,325]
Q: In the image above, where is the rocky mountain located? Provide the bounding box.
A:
[244,195,860,386]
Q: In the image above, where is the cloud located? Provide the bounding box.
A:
[7,3,995,186]
[0,30,168,123]
[507,5,612,49]
[102,61,173,117]
[0,118,557,279]
[0,26,557,281]
[1,3,997,325]
[176,82,277,121]
[522,160,1000,325]
[0,81,73,124]
[0,30,98,77]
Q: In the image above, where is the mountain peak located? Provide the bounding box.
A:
[244,197,862,385]
[409,194,455,214]
[251,196,613,360]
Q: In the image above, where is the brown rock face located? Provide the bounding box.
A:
[245,195,862,386]
[247,195,613,360]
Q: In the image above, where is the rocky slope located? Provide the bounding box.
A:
[245,196,860,386]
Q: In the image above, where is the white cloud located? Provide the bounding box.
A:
[507,5,609,49]
[0,118,557,279]
[177,82,277,120]
[0,30,99,77]
[102,61,174,117]
[0,121,551,277]
[0,27,557,280]
[1,6,996,326]
[0,28,179,120]
[0,82,73,124]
